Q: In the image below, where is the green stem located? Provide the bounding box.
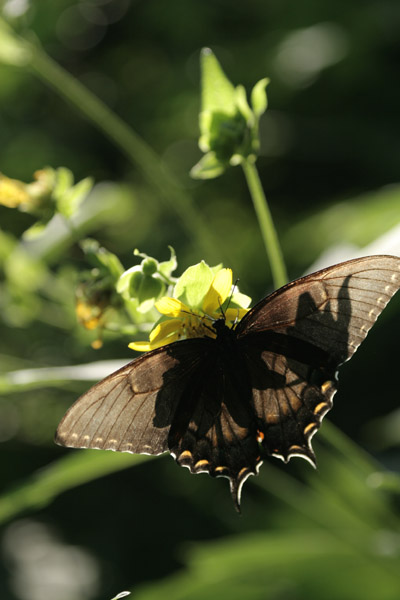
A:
[241,159,288,288]
[2,22,224,262]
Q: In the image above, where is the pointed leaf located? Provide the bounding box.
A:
[190,152,227,180]
[158,246,178,279]
[0,452,152,525]
[57,176,94,218]
[234,85,253,122]
[251,77,270,117]
[200,48,236,116]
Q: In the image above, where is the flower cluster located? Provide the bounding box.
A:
[71,243,250,353]
[0,168,93,238]
[129,267,249,352]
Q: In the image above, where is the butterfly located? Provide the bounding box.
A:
[56,255,400,510]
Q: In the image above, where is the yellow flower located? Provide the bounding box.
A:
[75,298,103,331]
[75,284,114,349]
[129,268,249,352]
[0,174,30,208]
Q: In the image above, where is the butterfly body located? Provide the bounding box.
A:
[56,255,400,510]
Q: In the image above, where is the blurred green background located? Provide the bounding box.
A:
[0,1,400,599]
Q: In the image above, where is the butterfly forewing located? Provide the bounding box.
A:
[238,255,400,363]
[56,340,209,454]
[238,255,400,464]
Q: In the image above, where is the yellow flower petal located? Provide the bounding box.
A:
[75,299,102,330]
[0,175,29,208]
[202,268,232,315]
[149,319,182,343]
[129,319,183,352]
[155,296,190,317]
[129,329,181,352]
[128,340,153,351]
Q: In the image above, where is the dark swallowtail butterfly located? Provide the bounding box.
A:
[56,255,400,509]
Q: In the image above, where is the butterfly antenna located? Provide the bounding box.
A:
[217,278,239,320]
[228,279,239,310]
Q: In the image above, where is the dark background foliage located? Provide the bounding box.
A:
[0,1,399,599]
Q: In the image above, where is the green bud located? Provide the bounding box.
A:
[191,48,270,180]
[128,269,144,296]
[141,257,159,276]
[137,275,163,306]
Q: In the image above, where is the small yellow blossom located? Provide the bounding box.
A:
[0,174,29,208]
[75,299,105,350]
[129,268,249,352]
[75,288,112,350]
[75,298,104,331]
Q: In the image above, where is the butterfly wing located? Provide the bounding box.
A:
[169,344,262,511]
[56,255,400,509]
[237,255,400,463]
[55,339,209,455]
[56,335,260,509]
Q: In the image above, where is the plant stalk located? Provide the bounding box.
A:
[241,159,288,288]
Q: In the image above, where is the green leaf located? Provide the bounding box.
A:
[80,239,124,281]
[21,220,48,240]
[174,261,214,308]
[117,265,142,296]
[53,167,74,200]
[158,246,178,280]
[4,244,48,292]
[133,528,400,600]
[234,84,253,122]
[141,257,159,276]
[136,275,164,313]
[56,173,94,219]
[0,451,152,525]
[251,77,270,117]
[193,49,269,175]
[198,111,213,151]
[190,152,227,180]
[200,47,236,116]
[117,266,165,312]
[0,229,16,262]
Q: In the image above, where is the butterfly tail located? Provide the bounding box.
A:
[229,462,263,512]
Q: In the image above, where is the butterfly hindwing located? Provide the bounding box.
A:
[242,342,336,464]
[169,342,262,510]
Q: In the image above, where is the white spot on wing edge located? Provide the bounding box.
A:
[376,296,387,308]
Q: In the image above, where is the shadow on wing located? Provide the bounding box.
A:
[242,275,353,464]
